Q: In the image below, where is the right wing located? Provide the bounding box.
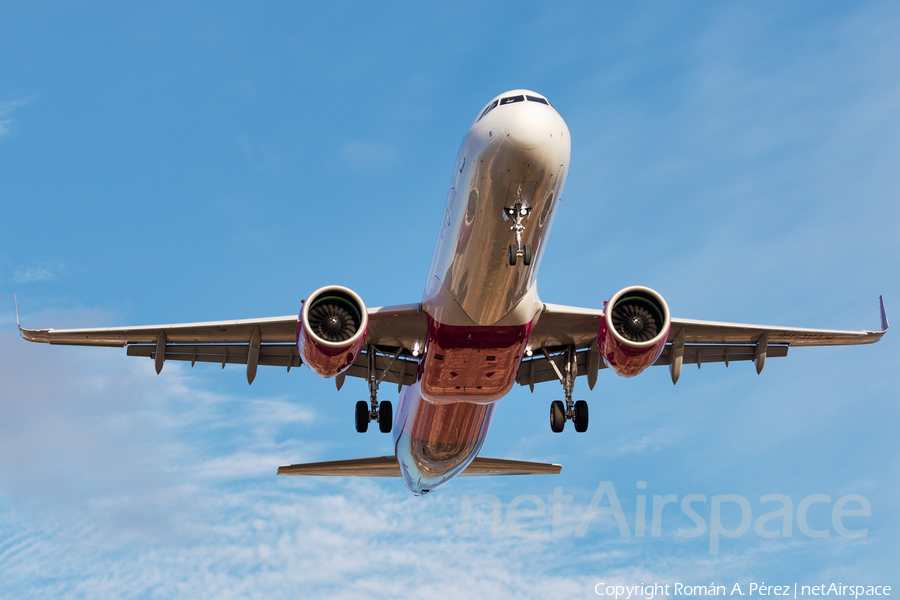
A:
[518,297,888,389]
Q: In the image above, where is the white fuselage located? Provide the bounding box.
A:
[423,90,571,328]
[393,90,571,494]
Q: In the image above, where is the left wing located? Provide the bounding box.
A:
[18,303,428,385]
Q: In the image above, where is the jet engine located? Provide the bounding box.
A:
[296,285,368,378]
[598,286,671,377]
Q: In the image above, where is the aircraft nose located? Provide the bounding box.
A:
[501,102,558,150]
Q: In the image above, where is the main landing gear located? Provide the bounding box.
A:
[505,202,533,266]
[542,346,589,433]
[355,400,391,434]
[354,345,398,434]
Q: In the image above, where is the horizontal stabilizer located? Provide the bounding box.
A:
[277,455,561,477]
[278,456,400,477]
[459,456,562,476]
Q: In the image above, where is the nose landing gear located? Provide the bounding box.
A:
[505,202,533,266]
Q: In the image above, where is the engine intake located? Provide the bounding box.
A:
[297,285,368,378]
[598,286,671,377]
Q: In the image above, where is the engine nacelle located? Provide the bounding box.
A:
[296,285,368,378]
[598,286,671,377]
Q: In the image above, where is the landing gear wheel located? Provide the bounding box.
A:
[378,401,393,433]
[573,400,589,433]
[550,400,566,433]
[508,244,517,266]
[523,244,532,266]
[355,400,369,433]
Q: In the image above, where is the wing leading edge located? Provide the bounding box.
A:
[17,303,427,347]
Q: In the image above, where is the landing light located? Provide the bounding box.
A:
[412,342,420,357]
[525,347,533,357]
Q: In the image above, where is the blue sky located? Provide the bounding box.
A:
[1,2,898,598]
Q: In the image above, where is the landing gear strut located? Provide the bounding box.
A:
[505,202,532,266]
[354,345,398,433]
[542,346,589,433]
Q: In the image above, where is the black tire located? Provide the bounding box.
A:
[508,244,517,266]
[379,401,393,433]
[523,244,532,266]
[550,400,566,433]
[355,401,369,433]
[574,400,589,433]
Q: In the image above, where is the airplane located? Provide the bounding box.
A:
[18,89,889,495]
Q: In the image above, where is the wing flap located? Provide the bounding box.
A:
[653,343,788,365]
[517,344,789,387]
[127,344,303,369]
[125,342,420,385]
[277,456,561,477]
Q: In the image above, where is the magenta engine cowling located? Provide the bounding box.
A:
[598,286,671,377]
[296,285,369,378]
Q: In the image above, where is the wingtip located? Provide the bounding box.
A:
[879,295,889,332]
[12,296,50,343]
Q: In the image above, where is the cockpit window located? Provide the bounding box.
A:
[478,94,551,123]
[500,95,525,106]
[477,99,499,122]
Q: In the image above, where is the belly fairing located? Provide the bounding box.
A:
[418,314,531,404]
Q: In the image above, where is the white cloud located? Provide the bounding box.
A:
[616,429,679,455]
[249,399,314,425]
[13,263,64,283]
[0,325,751,598]
[2,283,897,597]
[0,96,36,138]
